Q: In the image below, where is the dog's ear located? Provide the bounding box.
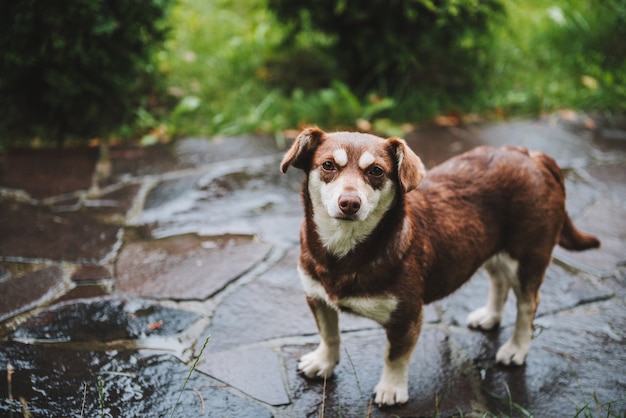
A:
[280,127,326,173]
[387,137,426,193]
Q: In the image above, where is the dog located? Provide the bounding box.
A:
[280,127,600,406]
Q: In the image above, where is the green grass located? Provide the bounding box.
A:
[169,335,210,418]
[485,0,626,117]
[132,0,625,141]
[151,0,285,138]
[148,0,395,140]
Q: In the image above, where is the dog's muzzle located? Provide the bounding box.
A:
[337,193,361,220]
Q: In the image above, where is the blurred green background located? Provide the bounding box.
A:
[1,0,625,148]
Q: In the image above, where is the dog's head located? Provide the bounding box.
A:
[280,127,425,223]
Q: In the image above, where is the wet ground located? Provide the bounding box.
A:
[0,115,625,417]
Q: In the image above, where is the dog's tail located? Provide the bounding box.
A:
[559,213,600,251]
[530,150,600,251]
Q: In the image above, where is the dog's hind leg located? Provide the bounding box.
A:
[298,297,341,378]
[373,311,422,406]
[495,254,547,365]
[467,253,515,331]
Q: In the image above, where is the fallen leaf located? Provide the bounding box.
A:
[435,115,460,127]
[584,117,596,130]
[147,320,164,330]
[581,75,598,90]
[356,118,372,132]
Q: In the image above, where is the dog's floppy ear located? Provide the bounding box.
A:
[280,127,326,173]
[387,137,426,193]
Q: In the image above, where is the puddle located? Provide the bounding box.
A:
[10,297,200,343]
[0,341,271,417]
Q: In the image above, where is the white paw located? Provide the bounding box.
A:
[298,345,339,378]
[496,339,529,365]
[373,380,409,406]
[467,306,501,330]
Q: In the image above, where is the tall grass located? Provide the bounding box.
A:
[486,0,626,117]
[153,0,285,137]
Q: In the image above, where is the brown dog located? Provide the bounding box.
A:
[280,128,600,406]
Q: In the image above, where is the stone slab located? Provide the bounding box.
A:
[71,265,112,283]
[450,299,626,416]
[139,154,302,239]
[108,136,281,180]
[202,247,378,351]
[0,147,98,199]
[254,213,303,248]
[437,261,615,329]
[116,234,272,300]
[85,184,141,215]
[584,161,626,198]
[53,284,111,303]
[198,346,290,406]
[284,327,478,417]
[108,144,184,179]
[175,135,281,165]
[0,201,122,263]
[554,200,626,276]
[0,264,10,281]
[0,266,64,322]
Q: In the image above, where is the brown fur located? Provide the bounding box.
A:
[281,127,600,405]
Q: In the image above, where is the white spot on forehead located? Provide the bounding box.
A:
[359,151,376,169]
[333,148,348,166]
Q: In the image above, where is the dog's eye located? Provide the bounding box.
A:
[367,166,384,177]
[322,161,336,171]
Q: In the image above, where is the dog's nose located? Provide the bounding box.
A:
[338,194,361,215]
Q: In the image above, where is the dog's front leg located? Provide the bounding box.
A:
[374,314,422,406]
[298,296,340,378]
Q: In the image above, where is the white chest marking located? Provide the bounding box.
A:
[333,148,348,167]
[299,265,398,325]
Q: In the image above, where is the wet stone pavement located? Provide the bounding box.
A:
[0,116,625,417]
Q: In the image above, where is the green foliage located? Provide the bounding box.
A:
[0,0,172,146]
[5,0,622,145]
[154,0,507,139]
[156,0,284,136]
[135,0,626,140]
[287,81,396,128]
[487,0,626,115]
[267,0,505,96]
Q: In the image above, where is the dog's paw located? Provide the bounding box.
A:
[467,306,501,331]
[298,346,339,378]
[495,339,529,366]
[373,381,409,406]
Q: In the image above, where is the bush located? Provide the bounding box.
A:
[0,0,172,147]
[267,0,505,98]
